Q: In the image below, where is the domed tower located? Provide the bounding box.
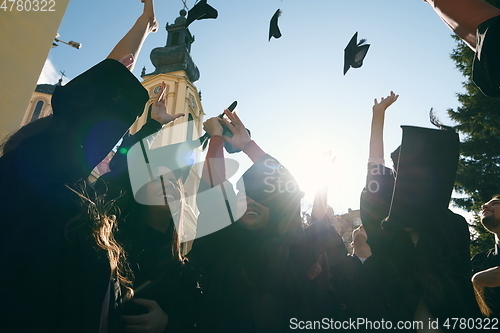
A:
[131,10,205,251]
[132,9,204,140]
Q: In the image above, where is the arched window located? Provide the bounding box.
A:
[186,113,194,141]
[30,100,44,122]
[172,32,180,45]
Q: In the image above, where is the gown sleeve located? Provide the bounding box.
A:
[14,59,149,192]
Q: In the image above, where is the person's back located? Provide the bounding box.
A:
[0,1,155,330]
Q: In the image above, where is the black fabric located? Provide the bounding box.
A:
[102,118,202,332]
[120,223,202,333]
[473,15,500,97]
[383,126,460,231]
[471,244,500,318]
[0,59,148,333]
[189,155,308,332]
[360,163,481,332]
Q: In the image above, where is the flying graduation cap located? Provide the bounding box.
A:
[186,0,218,27]
[269,9,282,41]
[343,32,370,75]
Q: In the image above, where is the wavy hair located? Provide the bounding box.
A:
[66,182,135,300]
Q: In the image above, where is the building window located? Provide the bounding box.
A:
[186,114,194,140]
[172,32,180,45]
[30,100,44,122]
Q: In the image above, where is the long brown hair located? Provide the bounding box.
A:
[66,182,135,299]
[474,284,492,317]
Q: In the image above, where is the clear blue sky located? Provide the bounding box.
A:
[42,0,468,216]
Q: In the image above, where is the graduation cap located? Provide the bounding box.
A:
[50,59,149,173]
[269,9,282,41]
[343,32,370,75]
[381,126,459,231]
[186,0,218,27]
[236,156,301,208]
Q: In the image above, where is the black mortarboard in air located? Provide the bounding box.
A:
[343,32,370,75]
[269,9,282,41]
[186,0,218,27]
[381,126,459,231]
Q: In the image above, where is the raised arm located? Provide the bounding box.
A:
[311,152,335,222]
[201,115,226,187]
[423,0,500,50]
[361,92,399,257]
[369,91,399,166]
[107,0,158,70]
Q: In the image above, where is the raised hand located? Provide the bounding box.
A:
[107,0,159,71]
[141,0,158,33]
[373,91,399,117]
[203,117,224,137]
[369,91,398,163]
[150,81,185,125]
[219,109,251,151]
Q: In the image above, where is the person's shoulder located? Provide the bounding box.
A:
[471,247,496,264]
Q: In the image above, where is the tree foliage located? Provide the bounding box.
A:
[447,1,500,255]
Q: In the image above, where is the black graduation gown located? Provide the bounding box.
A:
[102,118,202,333]
[471,244,500,318]
[120,222,202,333]
[188,157,306,333]
[359,163,481,332]
[0,59,148,333]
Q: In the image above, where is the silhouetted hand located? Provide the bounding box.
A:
[122,298,168,333]
[219,109,251,151]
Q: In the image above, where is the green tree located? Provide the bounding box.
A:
[447,0,500,255]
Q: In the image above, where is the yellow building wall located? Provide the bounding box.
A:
[21,91,54,126]
[138,71,205,252]
[0,1,70,138]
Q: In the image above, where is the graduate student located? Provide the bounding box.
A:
[359,92,481,331]
[0,1,156,332]
[188,109,306,332]
[422,0,500,97]
[471,195,500,318]
[97,81,202,333]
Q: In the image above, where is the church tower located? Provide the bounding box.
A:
[133,9,205,249]
[132,9,203,142]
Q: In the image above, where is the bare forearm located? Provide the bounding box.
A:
[424,0,500,49]
[243,140,266,163]
[369,113,385,164]
[202,136,226,187]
